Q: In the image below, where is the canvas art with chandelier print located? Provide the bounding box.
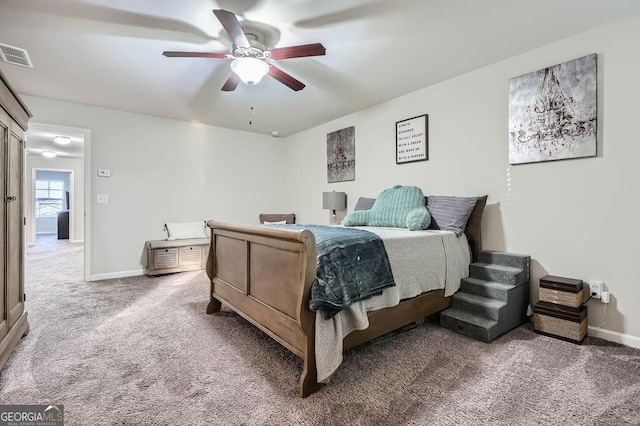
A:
[508,54,597,165]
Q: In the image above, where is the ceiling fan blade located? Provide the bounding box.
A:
[163,51,227,59]
[268,43,326,60]
[213,9,251,48]
[268,66,305,91]
[221,73,241,91]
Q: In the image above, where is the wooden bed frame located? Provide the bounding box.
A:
[205,221,453,397]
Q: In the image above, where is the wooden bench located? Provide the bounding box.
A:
[145,238,210,276]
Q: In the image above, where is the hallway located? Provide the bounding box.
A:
[25,235,83,286]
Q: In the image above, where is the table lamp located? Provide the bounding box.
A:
[322,191,347,225]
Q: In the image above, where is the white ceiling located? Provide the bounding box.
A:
[1,0,639,137]
[25,124,84,159]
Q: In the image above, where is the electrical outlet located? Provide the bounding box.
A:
[589,279,603,299]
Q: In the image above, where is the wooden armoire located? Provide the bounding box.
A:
[0,69,31,371]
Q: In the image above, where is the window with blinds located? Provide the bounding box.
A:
[35,180,64,217]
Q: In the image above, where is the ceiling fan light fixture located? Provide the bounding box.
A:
[54,135,71,145]
[231,57,269,85]
[42,150,57,158]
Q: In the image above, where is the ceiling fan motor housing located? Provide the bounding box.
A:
[233,45,271,61]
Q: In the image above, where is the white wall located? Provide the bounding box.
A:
[21,96,287,279]
[284,14,640,346]
[26,156,84,243]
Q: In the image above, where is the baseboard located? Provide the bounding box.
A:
[90,269,144,281]
[70,239,84,244]
[588,326,640,349]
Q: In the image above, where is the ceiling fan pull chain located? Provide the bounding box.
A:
[249,84,254,125]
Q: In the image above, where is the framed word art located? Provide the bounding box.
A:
[396,114,428,164]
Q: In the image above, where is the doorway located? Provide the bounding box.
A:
[32,169,73,240]
[24,122,91,281]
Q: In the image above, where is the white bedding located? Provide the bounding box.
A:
[314,227,471,382]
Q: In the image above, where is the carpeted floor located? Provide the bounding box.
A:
[1,236,639,425]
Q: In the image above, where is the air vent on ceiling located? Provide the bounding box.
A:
[0,43,33,68]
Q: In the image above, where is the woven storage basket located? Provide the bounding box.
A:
[533,301,587,343]
[539,275,584,308]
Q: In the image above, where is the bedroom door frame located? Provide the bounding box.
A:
[31,168,75,241]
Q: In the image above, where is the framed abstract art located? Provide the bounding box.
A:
[509,54,597,165]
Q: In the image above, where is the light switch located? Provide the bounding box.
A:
[97,194,109,204]
[97,169,111,177]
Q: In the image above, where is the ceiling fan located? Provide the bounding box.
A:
[163,9,326,92]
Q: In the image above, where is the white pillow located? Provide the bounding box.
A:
[165,221,207,240]
[263,220,287,225]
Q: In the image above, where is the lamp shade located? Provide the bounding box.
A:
[323,191,346,210]
[231,57,269,85]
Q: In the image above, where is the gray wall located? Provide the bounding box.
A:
[21,13,640,347]
[21,96,288,279]
[284,14,640,347]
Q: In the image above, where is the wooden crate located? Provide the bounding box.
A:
[533,301,587,344]
[539,275,584,308]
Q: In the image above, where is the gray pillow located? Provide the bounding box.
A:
[354,197,376,211]
[426,196,478,236]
